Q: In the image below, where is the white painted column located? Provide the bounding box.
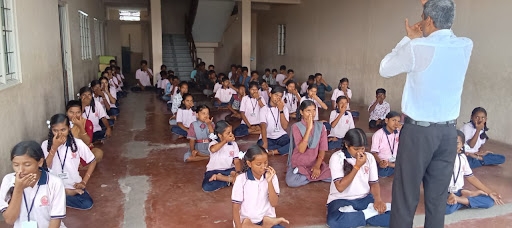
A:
[250,13,257,71]
[241,0,251,71]
[150,0,163,72]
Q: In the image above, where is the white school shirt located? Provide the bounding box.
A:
[94,93,112,119]
[371,128,400,161]
[232,170,280,223]
[213,83,223,93]
[0,171,67,228]
[112,77,122,92]
[450,154,474,191]
[161,79,171,94]
[327,151,378,203]
[328,110,355,138]
[116,74,124,87]
[300,96,321,120]
[82,100,108,133]
[135,68,153,86]
[259,88,272,104]
[215,87,237,103]
[259,105,289,140]
[206,141,239,171]
[282,92,298,113]
[300,82,308,95]
[156,72,162,87]
[239,96,266,125]
[42,138,96,189]
[109,87,118,108]
[176,108,197,128]
[331,89,352,110]
[460,122,486,153]
[368,100,390,121]
[276,74,286,87]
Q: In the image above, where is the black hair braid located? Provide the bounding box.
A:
[67,130,78,153]
[343,159,354,176]
[47,129,54,153]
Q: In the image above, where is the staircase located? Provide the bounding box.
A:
[162,34,194,82]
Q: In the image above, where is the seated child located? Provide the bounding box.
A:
[171,93,196,138]
[156,64,167,91]
[370,111,401,177]
[161,72,171,101]
[232,145,289,228]
[43,114,97,210]
[327,128,391,228]
[445,130,503,214]
[214,77,237,108]
[184,105,214,162]
[0,141,66,227]
[213,73,224,94]
[282,80,301,119]
[202,121,242,192]
[300,84,330,130]
[460,107,506,169]
[258,87,290,156]
[168,81,189,125]
[368,88,390,129]
[286,100,331,188]
[203,70,217,97]
[259,80,272,104]
[233,82,265,137]
[79,87,112,142]
[328,96,355,150]
[300,75,315,96]
[331,78,352,110]
[227,85,246,120]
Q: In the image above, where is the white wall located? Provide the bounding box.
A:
[255,0,512,144]
[193,0,235,42]
[214,14,242,73]
[161,0,190,34]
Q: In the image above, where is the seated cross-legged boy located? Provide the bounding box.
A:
[368,88,390,129]
[214,77,237,109]
[233,82,265,137]
[445,130,503,214]
[227,85,246,120]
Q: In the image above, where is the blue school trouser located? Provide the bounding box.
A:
[213,100,230,108]
[255,221,285,228]
[257,134,290,155]
[323,122,331,131]
[202,168,236,192]
[162,94,171,101]
[466,153,505,169]
[171,126,188,137]
[327,194,390,228]
[445,189,494,215]
[378,167,394,177]
[234,124,249,137]
[107,107,120,117]
[328,137,343,150]
[92,130,106,142]
[67,189,93,210]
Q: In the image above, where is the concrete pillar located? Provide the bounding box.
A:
[150,0,162,72]
[250,13,257,71]
[241,0,251,71]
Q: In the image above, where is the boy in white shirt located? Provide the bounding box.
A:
[132,60,154,92]
[214,77,237,108]
[368,88,390,129]
[275,65,287,87]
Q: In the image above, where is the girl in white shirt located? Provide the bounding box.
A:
[327,128,390,228]
[460,107,505,169]
[79,87,112,142]
[42,114,97,210]
[99,76,119,117]
[169,82,189,125]
[232,145,289,228]
[328,96,355,150]
[171,93,197,138]
[331,78,352,110]
[0,141,66,228]
[202,121,242,192]
[282,80,301,119]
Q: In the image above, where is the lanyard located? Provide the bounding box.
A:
[250,98,258,114]
[269,107,280,129]
[386,132,397,157]
[23,184,41,221]
[286,93,295,109]
[452,154,462,186]
[85,106,92,120]
[56,146,69,173]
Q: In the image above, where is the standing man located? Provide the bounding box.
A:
[379,0,473,227]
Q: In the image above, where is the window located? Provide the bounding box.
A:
[94,18,105,56]
[277,24,286,56]
[79,10,91,60]
[0,0,20,89]
[119,10,140,21]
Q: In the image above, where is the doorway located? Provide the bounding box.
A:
[58,4,74,104]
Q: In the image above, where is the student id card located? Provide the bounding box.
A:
[22,221,37,228]
[58,172,69,180]
[448,186,457,193]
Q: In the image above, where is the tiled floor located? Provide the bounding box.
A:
[1,91,511,228]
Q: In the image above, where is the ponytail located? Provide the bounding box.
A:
[341,128,368,176]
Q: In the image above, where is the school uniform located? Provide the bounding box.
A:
[331,89,352,110]
[215,87,237,107]
[445,153,495,214]
[161,79,172,101]
[300,96,331,130]
[233,96,266,137]
[132,68,154,91]
[328,111,355,150]
[259,88,272,104]
[94,93,115,127]
[83,101,109,142]
[257,105,290,155]
[276,74,286,87]
[371,128,399,177]
[300,82,308,95]
[107,87,120,117]
[286,121,331,187]
[213,82,222,94]
[460,122,505,169]
[183,121,214,162]
[282,91,298,116]
[232,169,283,228]
[202,140,239,192]
[368,100,390,129]
[327,151,390,228]
[42,138,96,210]
[171,108,197,137]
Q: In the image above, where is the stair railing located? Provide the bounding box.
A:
[185,0,200,68]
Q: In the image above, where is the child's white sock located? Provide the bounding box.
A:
[338,205,357,213]
[362,203,379,220]
[386,203,392,212]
